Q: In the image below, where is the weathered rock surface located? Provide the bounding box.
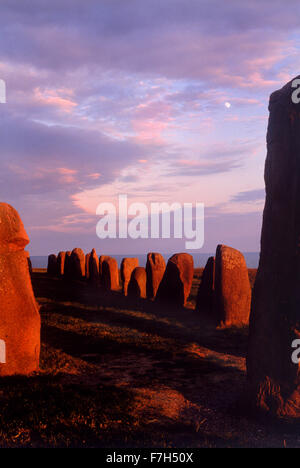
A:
[63,251,72,278]
[88,249,99,284]
[128,267,147,299]
[196,256,215,314]
[0,203,40,375]
[47,254,58,276]
[247,77,300,417]
[156,253,194,307]
[70,248,85,279]
[85,253,91,279]
[99,255,111,278]
[101,256,119,291]
[213,245,251,326]
[146,253,166,300]
[57,251,66,276]
[121,258,139,296]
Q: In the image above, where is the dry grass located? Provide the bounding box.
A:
[0,268,299,448]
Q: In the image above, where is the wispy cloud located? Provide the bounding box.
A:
[231,188,265,203]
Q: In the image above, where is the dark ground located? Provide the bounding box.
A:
[0,268,300,447]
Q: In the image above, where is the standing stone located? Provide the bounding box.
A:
[146,253,166,300]
[63,251,72,278]
[156,253,194,307]
[102,257,119,291]
[196,256,215,313]
[57,251,66,276]
[121,258,139,296]
[85,253,91,279]
[47,254,58,276]
[0,203,40,375]
[213,245,251,326]
[128,267,147,299]
[70,248,85,279]
[99,255,111,278]
[247,78,300,417]
[89,249,99,284]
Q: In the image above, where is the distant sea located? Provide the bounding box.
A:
[30,252,260,269]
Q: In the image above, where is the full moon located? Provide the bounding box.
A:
[225,102,231,108]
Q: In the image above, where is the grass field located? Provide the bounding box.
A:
[0,268,300,448]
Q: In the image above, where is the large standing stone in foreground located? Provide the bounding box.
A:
[247,78,300,417]
[0,203,40,375]
[121,258,139,296]
[156,253,194,307]
[57,251,66,276]
[102,257,119,291]
[146,253,166,300]
[47,254,58,276]
[213,245,251,326]
[196,256,215,314]
[70,248,85,279]
[128,267,147,299]
[88,249,99,284]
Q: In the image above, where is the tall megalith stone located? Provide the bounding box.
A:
[102,257,119,291]
[196,256,215,314]
[128,267,147,299]
[121,258,139,296]
[213,245,251,326]
[70,248,85,279]
[85,253,91,279]
[63,251,72,278]
[88,248,99,284]
[47,254,58,276]
[57,251,66,276]
[156,253,194,307]
[146,253,166,300]
[99,255,111,279]
[247,77,300,416]
[0,203,40,375]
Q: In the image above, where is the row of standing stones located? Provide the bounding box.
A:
[47,249,194,307]
[1,76,300,419]
[47,244,251,327]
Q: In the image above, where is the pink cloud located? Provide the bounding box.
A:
[57,167,78,184]
[88,172,102,179]
[6,164,78,186]
[132,100,173,143]
[33,87,77,113]
[132,119,170,143]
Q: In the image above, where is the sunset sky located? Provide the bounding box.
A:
[0,0,298,256]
